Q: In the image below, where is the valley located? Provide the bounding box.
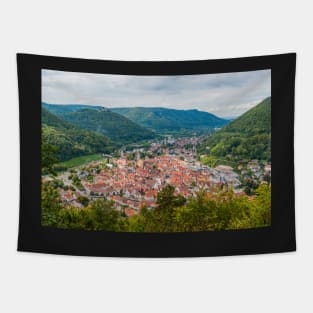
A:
[41,97,271,232]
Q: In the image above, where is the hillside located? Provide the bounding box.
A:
[221,97,271,134]
[42,102,102,115]
[42,108,114,161]
[110,107,228,133]
[199,97,271,162]
[55,108,157,144]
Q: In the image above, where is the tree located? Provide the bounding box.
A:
[77,195,89,206]
[41,136,59,175]
[41,181,63,226]
[139,185,186,232]
[156,185,185,211]
[89,199,124,231]
[254,184,271,226]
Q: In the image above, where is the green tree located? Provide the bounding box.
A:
[41,181,63,226]
[77,195,89,206]
[253,184,271,225]
[88,199,126,231]
[41,136,59,175]
[156,185,185,211]
[176,190,219,231]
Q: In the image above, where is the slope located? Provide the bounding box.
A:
[42,108,114,161]
[42,102,102,115]
[110,107,228,133]
[57,108,157,144]
[199,97,271,162]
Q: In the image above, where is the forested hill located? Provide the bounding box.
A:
[42,107,78,130]
[110,107,228,133]
[42,102,103,115]
[199,97,271,162]
[221,97,271,134]
[42,108,114,161]
[54,108,157,144]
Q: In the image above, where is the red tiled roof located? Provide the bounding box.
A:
[125,208,137,217]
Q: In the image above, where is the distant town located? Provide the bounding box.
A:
[45,135,271,217]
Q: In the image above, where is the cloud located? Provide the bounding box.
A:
[42,69,270,117]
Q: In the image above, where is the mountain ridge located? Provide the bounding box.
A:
[42,108,114,161]
[199,97,271,162]
[43,102,228,138]
[42,102,104,115]
[110,106,229,133]
[43,104,157,145]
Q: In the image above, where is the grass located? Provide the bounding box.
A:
[200,155,238,168]
[56,154,103,169]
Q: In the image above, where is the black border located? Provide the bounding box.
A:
[17,53,296,257]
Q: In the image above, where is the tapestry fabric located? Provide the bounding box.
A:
[17,53,296,257]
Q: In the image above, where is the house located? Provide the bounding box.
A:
[60,190,76,203]
[247,160,261,172]
[264,164,271,173]
[215,165,233,172]
[124,208,138,217]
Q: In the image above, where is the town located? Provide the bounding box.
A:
[50,136,271,217]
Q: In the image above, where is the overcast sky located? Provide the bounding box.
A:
[42,69,270,118]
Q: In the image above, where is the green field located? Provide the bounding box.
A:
[56,154,103,169]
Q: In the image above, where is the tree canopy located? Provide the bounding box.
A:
[199,98,271,162]
[41,183,271,232]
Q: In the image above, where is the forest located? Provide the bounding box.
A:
[199,97,271,162]
[111,107,228,133]
[51,108,156,144]
[42,108,114,163]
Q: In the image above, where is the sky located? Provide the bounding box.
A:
[42,69,271,118]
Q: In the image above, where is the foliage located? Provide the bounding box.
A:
[41,182,126,231]
[41,180,63,226]
[127,185,271,232]
[111,107,228,133]
[241,177,260,196]
[57,199,126,231]
[41,182,271,232]
[156,185,186,210]
[53,108,156,144]
[42,108,114,161]
[42,102,103,115]
[77,195,89,206]
[41,136,59,175]
[71,175,84,190]
[199,98,271,162]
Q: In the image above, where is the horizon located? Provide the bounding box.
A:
[42,69,271,118]
[42,96,270,119]
[42,101,266,119]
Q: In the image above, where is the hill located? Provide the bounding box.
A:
[52,107,157,144]
[199,97,271,162]
[221,97,271,135]
[42,102,103,115]
[42,108,114,161]
[110,107,228,134]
